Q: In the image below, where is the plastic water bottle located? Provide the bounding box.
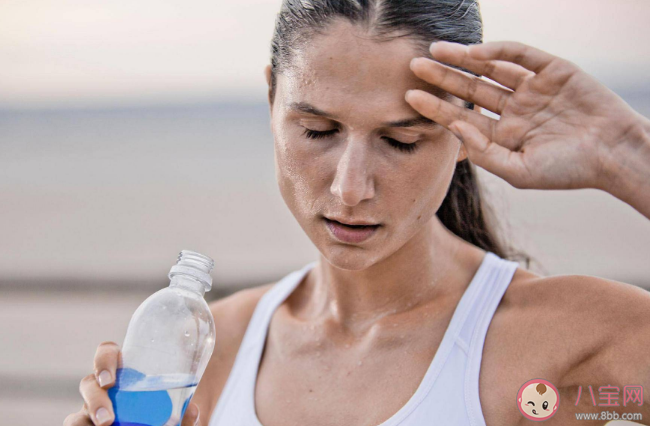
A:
[108,250,216,426]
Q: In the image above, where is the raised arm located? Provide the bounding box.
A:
[405,40,650,220]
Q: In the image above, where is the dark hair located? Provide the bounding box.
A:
[269,0,532,267]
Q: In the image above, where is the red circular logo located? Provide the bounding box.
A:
[517,379,560,421]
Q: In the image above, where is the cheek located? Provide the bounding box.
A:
[274,131,324,217]
[393,145,458,222]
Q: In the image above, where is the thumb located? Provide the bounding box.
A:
[448,120,523,185]
[182,402,201,426]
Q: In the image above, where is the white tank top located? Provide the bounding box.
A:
[209,251,519,426]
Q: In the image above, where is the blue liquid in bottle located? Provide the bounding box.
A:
[108,368,198,426]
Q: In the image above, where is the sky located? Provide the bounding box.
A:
[0,0,649,108]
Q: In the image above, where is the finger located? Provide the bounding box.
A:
[410,57,512,114]
[448,120,529,186]
[429,41,534,90]
[181,402,201,426]
[466,41,558,74]
[63,411,93,426]
[79,374,115,426]
[405,89,496,138]
[93,341,121,389]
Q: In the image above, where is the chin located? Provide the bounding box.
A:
[323,253,378,271]
[316,242,384,271]
[300,215,395,271]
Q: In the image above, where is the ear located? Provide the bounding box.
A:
[264,64,273,108]
[456,103,481,163]
[264,64,272,87]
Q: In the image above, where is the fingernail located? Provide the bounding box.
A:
[98,370,112,387]
[405,90,420,102]
[95,407,111,424]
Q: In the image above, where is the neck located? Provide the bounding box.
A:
[294,216,476,334]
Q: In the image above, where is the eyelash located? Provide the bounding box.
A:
[302,128,418,153]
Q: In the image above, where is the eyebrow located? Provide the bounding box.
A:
[288,101,440,129]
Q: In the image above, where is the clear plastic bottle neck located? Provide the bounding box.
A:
[167,250,215,297]
[169,275,206,297]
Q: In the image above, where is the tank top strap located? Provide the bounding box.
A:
[209,260,317,425]
[460,252,520,426]
[238,260,317,353]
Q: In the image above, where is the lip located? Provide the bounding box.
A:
[325,216,379,226]
[323,217,380,244]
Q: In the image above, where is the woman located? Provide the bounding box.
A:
[65,1,650,425]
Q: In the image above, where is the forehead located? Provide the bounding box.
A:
[278,19,452,114]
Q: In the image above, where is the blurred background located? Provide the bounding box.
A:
[1,0,649,424]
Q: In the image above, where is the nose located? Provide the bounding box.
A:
[330,138,376,206]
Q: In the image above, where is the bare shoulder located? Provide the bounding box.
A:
[504,271,650,341]
[209,282,277,339]
[494,268,650,383]
[192,281,276,424]
[481,268,650,424]
[526,274,650,384]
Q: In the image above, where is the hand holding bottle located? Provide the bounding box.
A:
[63,341,203,426]
[64,250,216,426]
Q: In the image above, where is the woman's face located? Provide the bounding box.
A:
[267,20,467,270]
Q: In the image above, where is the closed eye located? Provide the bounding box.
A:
[526,401,535,406]
[302,128,419,153]
[303,128,337,139]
